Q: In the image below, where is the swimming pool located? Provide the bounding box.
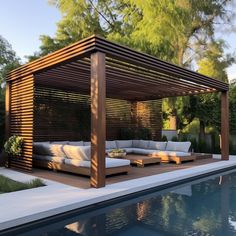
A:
[2,169,236,236]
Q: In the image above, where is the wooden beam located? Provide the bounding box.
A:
[5,82,11,139]
[221,91,229,160]
[90,51,106,188]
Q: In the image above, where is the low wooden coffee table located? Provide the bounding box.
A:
[125,154,161,167]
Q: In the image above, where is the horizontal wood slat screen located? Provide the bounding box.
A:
[9,75,34,172]
[34,87,162,142]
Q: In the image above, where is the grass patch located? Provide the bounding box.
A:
[0,175,45,194]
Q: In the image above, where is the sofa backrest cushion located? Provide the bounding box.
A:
[106,141,117,149]
[138,140,150,149]
[68,141,84,146]
[33,143,66,157]
[116,140,132,148]
[132,140,140,148]
[51,141,69,145]
[148,141,167,150]
[166,141,191,153]
[63,145,91,161]
[84,141,91,146]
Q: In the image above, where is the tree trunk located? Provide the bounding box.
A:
[169,115,177,130]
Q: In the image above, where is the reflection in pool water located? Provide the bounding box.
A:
[8,171,236,236]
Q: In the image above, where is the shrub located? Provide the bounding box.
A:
[4,135,24,156]
[120,128,135,139]
[189,137,198,153]
[179,133,188,141]
[161,135,168,141]
[135,128,151,140]
[171,136,178,141]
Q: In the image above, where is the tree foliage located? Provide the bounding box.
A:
[30,0,234,65]
[0,36,20,150]
[27,0,235,138]
[0,36,20,87]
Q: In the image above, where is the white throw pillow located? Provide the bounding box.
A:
[34,143,65,157]
[68,141,84,146]
[148,141,167,150]
[166,141,191,153]
[116,140,133,148]
[138,140,150,149]
[106,141,117,149]
[63,145,91,161]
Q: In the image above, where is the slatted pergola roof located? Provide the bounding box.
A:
[7,35,228,101]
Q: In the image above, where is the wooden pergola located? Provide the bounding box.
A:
[6,35,229,188]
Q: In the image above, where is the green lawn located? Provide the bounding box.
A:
[0,174,45,194]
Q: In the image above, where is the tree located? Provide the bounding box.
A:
[0,35,20,91]
[0,35,20,150]
[29,0,235,132]
[30,0,234,63]
[182,40,235,141]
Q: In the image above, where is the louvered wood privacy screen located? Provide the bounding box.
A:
[9,75,34,172]
[34,86,162,142]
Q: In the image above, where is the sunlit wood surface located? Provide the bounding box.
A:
[32,158,220,189]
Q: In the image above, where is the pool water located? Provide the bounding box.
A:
[4,170,236,236]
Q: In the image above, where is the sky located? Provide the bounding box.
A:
[0,0,236,81]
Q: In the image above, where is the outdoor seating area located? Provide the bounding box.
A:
[32,156,219,189]
[33,140,201,177]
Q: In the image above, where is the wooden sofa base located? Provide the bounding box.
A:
[33,160,130,177]
[149,154,196,164]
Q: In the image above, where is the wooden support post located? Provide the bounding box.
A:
[5,82,11,167]
[90,52,106,188]
[221,91,229,160]
[5,82,11,139]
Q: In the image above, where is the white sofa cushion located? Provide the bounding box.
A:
[68,141,84,146]
[63,145,91,161]
[166,141,191,153]
[116,140,133,148]
[132,140,140,148]
[123,148,134,154]
[132,148,157,155]
[167,151,191,157]
[33,154,65,163]
[33,143,66,157]
[138,140,150,149]
[148,141,167,150]
[65,157,130,168]
[51,141,69,144]
[84,141,91,146]
[106,141,117,149]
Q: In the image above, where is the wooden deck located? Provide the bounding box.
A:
[31,158,220,189]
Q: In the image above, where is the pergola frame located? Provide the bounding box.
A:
[6,35,229,188]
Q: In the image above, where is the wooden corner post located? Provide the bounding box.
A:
[5,82,11,139]
[221,91,229,160]
[90,51,106,188]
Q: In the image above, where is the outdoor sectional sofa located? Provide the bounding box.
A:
[105,140,194,164]
[33,140,194,176]
[33,141,130,176]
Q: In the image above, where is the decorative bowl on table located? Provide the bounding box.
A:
[108,149,127,158]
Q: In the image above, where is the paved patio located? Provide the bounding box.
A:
[31,158,220,189]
